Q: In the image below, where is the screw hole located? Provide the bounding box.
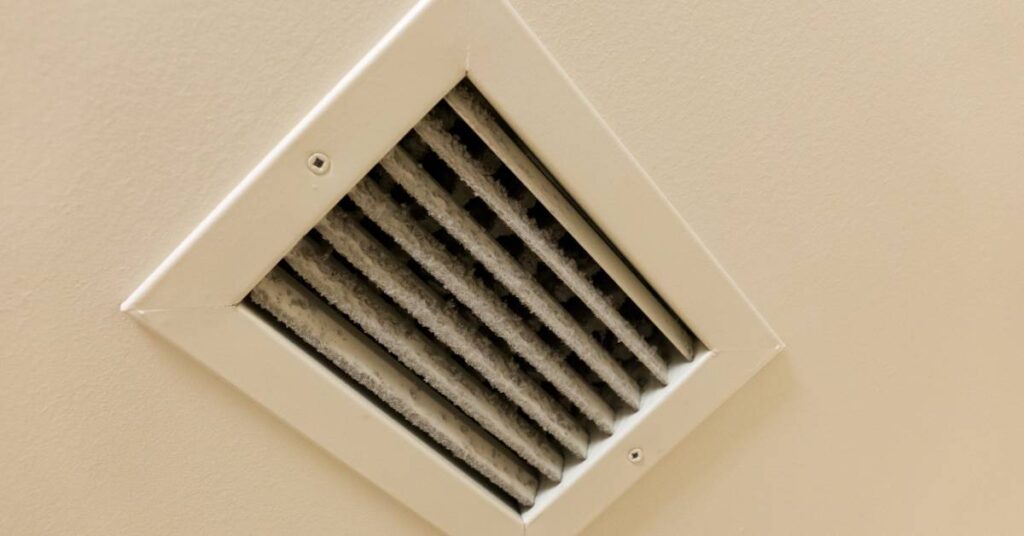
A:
[628,448,644,464]
[307,152,330,175]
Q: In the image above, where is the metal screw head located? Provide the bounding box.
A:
[307,152,330,175]
[628,448,644,464]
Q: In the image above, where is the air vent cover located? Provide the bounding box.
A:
[122,1,781,534]
[248,81,696,507]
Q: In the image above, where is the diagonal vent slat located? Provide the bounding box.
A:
[315,210,583,464]
[285,237,562,482]
[250,267,538,505]
[444,84,696,365]
[348,178,616,435]
[380,146,642,409]
[415,116,668,383]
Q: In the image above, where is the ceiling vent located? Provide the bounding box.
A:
[249,81,697,507]
[122,1,782,534]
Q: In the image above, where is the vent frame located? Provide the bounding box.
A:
[122,1,783,534]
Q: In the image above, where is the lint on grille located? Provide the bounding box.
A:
[246,81,697,507]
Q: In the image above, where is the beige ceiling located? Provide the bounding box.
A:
[2,0,1022,534]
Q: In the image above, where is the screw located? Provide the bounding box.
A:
[628,448,644,464]
[307,152,330,175]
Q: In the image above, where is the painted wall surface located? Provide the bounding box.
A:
[2,1,1022,534]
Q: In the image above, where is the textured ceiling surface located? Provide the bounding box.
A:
[2,1,1023,534]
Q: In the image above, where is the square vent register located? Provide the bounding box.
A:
[123,2,781,534]
[248,81,696,508]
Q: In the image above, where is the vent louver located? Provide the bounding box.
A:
[124,4,782,531]
[247,81,697,507]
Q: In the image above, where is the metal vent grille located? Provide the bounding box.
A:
[247,80,696,507]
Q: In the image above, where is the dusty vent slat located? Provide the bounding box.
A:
[381,146,643,409]
[247,81,701,507]
[249,267,538,505]
[314,209,584,464]
[444,85,696,363]
[348,179,616,435]
[284,237,562,482]
[415,115,670,384]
